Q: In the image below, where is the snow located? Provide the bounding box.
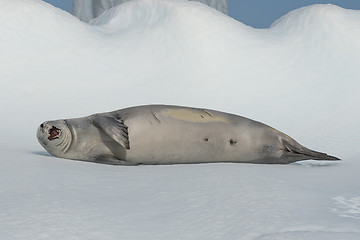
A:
[0,0,359,239]
[72,0,228,22]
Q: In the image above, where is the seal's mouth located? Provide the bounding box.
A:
[48,126,61,140]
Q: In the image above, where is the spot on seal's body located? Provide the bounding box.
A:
[230,139,237,145]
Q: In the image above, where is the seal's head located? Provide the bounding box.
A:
[37,120,72,158]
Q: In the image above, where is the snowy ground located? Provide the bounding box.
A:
[0,0,359,239]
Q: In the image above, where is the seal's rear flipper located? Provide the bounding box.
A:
[91,114,130,150]
[281,139,340,163]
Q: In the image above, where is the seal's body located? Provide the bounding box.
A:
[37,105,339,165]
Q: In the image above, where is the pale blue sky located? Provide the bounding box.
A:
[44,0,360,28]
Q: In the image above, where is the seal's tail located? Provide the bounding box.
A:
[281,139,340,162]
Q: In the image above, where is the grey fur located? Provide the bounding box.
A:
[37,105,339,165]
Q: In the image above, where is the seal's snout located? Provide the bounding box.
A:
[37,122,47,136]
[37,122,62,141]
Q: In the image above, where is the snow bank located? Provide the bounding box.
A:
[1,0,359,158]
[72,0,228,22]
[1,0,360,239]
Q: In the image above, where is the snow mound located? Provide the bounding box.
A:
[88,0,236,34]
[72,0,228,22]
[1,0,359,158]
[1,0,360,239]
[270,4,360,53]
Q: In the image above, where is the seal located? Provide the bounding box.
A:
[37,105,339,165]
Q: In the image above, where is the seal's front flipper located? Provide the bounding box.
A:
[91,114,130,150]
[93,155,136,166]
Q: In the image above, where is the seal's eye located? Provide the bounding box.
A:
[48,126,61,140]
